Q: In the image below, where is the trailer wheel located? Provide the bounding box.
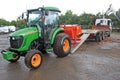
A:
[107,32,111,37]
[96,33,102,42]
[8,54,20,63]
[25,50,42,69]
[102,33,105,40]
[53,33,71,57]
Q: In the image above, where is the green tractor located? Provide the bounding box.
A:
[1,6,71,69]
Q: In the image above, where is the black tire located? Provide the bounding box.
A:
[25,50,43,69]
[95,35,99,42]
[41,50,47,54]
[8,54,20,63]
[107,32,111,37]
[30,40,38,50]
[53,33,71,58]
[95,33,102,42]
[102,33,105,40]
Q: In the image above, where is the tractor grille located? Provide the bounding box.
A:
[10,36,23,48]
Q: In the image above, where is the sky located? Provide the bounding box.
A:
[0,0,120,21]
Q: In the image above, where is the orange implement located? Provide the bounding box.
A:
[60,25,82,45]
[60,25,82,40]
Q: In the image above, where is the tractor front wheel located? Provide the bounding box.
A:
[53,33,71,58]
[25,50,42,69]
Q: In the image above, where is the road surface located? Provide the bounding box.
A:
[0,33,120,80]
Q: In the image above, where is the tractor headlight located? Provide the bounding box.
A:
[10,36,23,48]
[11,36,22,40]
[12,37,15,40]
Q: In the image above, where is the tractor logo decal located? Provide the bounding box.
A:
[24,30,38,36]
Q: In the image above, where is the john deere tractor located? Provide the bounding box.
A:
[1,6,71,69]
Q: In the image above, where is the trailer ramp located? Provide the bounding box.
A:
[71,33,90,54]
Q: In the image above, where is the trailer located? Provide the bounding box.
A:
[69,4,120,53]
[60,24,110,54]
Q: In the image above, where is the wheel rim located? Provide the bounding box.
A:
[31,54,41,67]
[63,39,70,52]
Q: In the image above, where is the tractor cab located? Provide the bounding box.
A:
[27,7,60,27]
[24,7,61,47]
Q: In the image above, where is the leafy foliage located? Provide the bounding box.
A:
[60,10,120,29]
[0,18,26,29]
[0,10,120,29]
[0,19,10,26]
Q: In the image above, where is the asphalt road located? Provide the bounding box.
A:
[0,33,120,80]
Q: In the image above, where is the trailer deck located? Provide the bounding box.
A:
[71,33,90,53]
[71,29,109,53]
[70,29,97,53]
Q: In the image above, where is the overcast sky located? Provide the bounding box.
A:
[0,0,119,21]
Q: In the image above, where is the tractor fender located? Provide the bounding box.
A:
[50,28,64,45]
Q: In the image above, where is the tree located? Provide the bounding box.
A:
[0,18,10,26]
[60,10,96,29]
[60,10,73,24]
[10,20,17,26]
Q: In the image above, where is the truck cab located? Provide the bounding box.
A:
[95,18,113,30]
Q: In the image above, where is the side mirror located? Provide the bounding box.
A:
[21,12,27,21]
[22,13,24,19]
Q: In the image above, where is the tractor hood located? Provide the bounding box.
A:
[10,27,38,37]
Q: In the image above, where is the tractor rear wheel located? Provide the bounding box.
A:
[25,50,42,69]
[53,33,71,57]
